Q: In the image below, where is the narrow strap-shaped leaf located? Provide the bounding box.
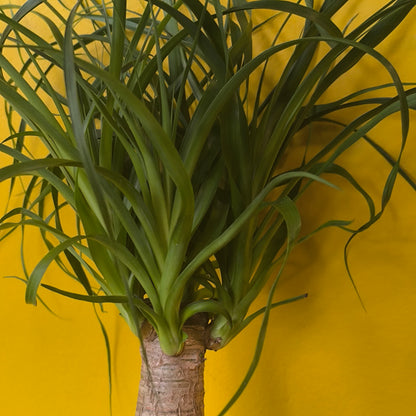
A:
[226,0,343,38]
[272,196,301,250]
[100,0,126,169]
[0,71,75,159]
[312,115,416,191]
[64,2,113,234]
[93,306,113,416]
[0,157,80,181]
[64,250,93,296]
[95,166,165,268]
[167,171,335,316]
[256,35,409,190]
[74,56,195,223]
[0,143,76,206]
[239,293,308,333]
[0,0,44,50]
[313,163,376,219]
[180,300,231,327]
[149,0,225,77]
[85,234,160,311]
[41,283,160,326]
[26,235,85,305]
[307,91,416,183]
[234,196,301,317]
[218,204,299,415]
[41,283,129,303]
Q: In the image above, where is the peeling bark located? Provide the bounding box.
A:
[136,321,207,415]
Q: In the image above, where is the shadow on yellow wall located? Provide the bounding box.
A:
[0,1,415,415]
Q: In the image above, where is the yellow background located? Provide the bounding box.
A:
[1,1,416,415]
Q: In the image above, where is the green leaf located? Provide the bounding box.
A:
[26,236,85,305]
[0,0,44,50]
[41,283,129,303]
[272,196,301,250]
[226,0,344,39]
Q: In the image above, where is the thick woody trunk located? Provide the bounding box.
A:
[135,321,207,415]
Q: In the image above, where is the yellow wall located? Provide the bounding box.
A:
[1,1,416,415]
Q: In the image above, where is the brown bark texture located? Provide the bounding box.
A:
[135,321,207,416]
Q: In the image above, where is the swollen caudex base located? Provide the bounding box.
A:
[136,321,207,416]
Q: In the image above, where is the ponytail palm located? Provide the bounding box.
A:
[0,0,415,414]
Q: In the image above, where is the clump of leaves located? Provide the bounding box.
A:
[0,0,415,411]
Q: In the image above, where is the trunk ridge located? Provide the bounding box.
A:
[136,322,207,415]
